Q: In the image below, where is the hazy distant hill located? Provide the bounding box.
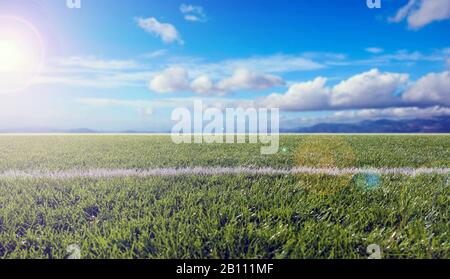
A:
[283,117,450,133]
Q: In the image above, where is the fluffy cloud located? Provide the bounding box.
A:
[191,75,217,95]
[331,69,409,109]
[407,0,450,29]
[149,67,190,93]
[217,68,285,92]
[258,77,330,111]
[258,69,409,111]
[180,4,207,22]
[389,0,450,29]
[148,67,285,95]
[136,17,183,44]
[403,71,450,106]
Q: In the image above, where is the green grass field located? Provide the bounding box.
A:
[0,135,448,259]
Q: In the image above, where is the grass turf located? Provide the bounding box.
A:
[0,135,448,259]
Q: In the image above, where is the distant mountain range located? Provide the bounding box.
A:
[1,117,449,134]
[282,116,450,133]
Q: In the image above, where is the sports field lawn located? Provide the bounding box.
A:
[0,135,448,259]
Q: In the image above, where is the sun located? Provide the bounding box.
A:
[0,16,44,94]
[0,40,27,72]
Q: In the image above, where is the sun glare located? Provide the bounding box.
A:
[0,16,44,94]
[0,40,27,72]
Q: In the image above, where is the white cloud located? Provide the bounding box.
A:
[164,54,325,81]
[148,67,285,95]
[389,0,450,29]
[34,48,449,95]
[180,4,207,22]
[34,71,157,89]
[33,56,156,88]
[149,67,190,93]
[190,75,218,95]
[258,69,409,111]
[184,15,202,22]
[217,68,285,92]
[33,53,326,90]
[331,69,409,109]
[55,56,140,70]
[220,54,325,74]
[180,4,200,14]
[378,49,442,62]
[258,77,330,111]
[407,0,450,29]
[136,17,183,44]
[389,0,417,23]
[365,47,384,54]
[167,50,446,79]
[338,48,449,68]
[353,49,446,68]
[403,71,450,106]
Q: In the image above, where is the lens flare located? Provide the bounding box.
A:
[0,15,45,94]
[293,136,356,195]
[354,173,382,191]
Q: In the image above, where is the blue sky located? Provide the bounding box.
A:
[0,0,449,131]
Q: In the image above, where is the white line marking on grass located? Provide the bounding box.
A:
[0,167,449,179]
